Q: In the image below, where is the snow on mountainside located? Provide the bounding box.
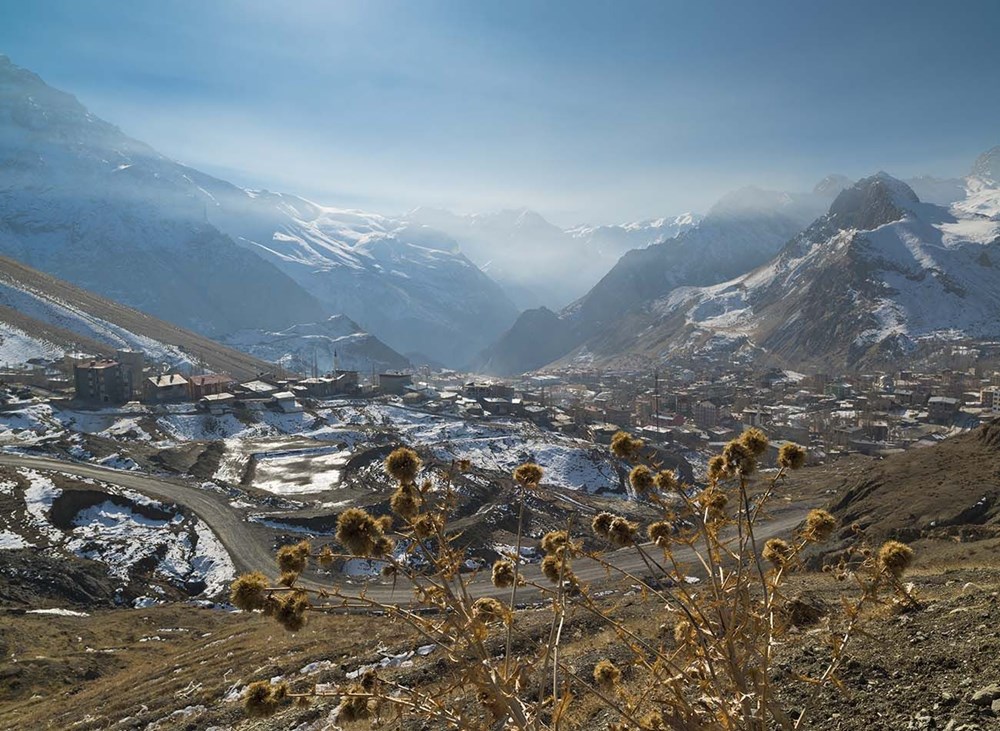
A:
[223,315,410,375]
[0,56,327,339]
[185,180,519,366]
[0,56,516,368]
[640,163,1000,369]
[406,207,701,310]
[478,181,846,375]
[0,254,275,379]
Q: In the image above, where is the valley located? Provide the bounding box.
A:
[0,22,999,730]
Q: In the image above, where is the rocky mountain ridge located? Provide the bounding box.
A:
[595,162,1000,370]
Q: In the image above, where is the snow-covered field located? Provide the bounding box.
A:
[1,398,624,494]
[250,448,352,495]
[334,403,621,492]
[1,469,234,597]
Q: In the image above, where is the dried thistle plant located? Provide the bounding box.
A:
[228,432,918,730]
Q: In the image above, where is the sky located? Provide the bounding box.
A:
[2,0,999,225]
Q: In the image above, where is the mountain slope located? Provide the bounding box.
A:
[222,315,410,375]
[479,183,845,374]
[407,207,700,310]
[185,180,519,365]
[0,56,327,338]
[0,56,517,367]
[0,255,274,380]
[632,158,1000,370]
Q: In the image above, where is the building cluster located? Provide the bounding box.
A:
[397,362,1000,466]
[505,364,1000,461]
[68,351,377,413]
[13,340,1000,475]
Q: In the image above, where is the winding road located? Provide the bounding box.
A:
[0,453,813,604]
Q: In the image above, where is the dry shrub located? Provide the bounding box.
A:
[227,433,918,730]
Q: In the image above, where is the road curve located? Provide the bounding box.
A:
[0,453,813,605]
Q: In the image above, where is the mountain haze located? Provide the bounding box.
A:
[0,56,517,367]
[478,182,847,374]
[406,207,700,310]
[0,56,327,339]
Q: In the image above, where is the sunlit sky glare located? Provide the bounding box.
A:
[2,0,999,225]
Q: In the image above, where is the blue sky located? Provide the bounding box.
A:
[2,0,999,224]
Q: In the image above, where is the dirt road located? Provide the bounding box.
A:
[0,453,812,603]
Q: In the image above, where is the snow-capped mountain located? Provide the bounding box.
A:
[618,156,1000,370]
[0,56,327,339]
[405,207,701,310]
[477,181,845,374]
[222,315,410,375]
[0,56,517,367]
[0,254,273,379]
[187,182,519,366]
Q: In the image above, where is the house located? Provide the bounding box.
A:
[189,373,236,400]
[238,380,279,399]
[927,396,960,423]
[332,370,360,394]
[144,374,190,403]
[463,381,515,401]
[74,360,127,404]
[199,392,236,415]
[298,377,338,399]
[379,373,412,396]
[271,391,303,413]
[589,422,622,445]
[115,349,145,400]
[981,387,1000,413]
[693,400,722,428]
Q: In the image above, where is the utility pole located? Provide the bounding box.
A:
[653,368,660,422]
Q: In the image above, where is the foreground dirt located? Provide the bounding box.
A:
[1,538,998,730]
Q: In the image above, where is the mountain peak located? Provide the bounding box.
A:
[970,146,1000,184]
[813,174,852,198]
[827,173,918,231]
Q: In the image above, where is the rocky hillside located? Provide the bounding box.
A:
[631,156,1000,370]
[0,255,274,380]
[825,418,1000,545]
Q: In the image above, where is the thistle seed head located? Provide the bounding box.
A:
[491,559,517,588]
[878,540,914,578]
[513,462,544,488]
[629,464,655,495]
[610,431,643,459]
[276,540,310,574]
[804,509,837,542]
[592,511,615,537]
[762,538,794,567]
[593,659,621,690]
[778,442,807,470]
[608,517,637,547]
[722,439,756,477]
[230,571,269,612]
[653,469,678,491]
[739,427,769,457]
[540,529,569,555]
[647,520,673,547]
[385,447,422,484]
